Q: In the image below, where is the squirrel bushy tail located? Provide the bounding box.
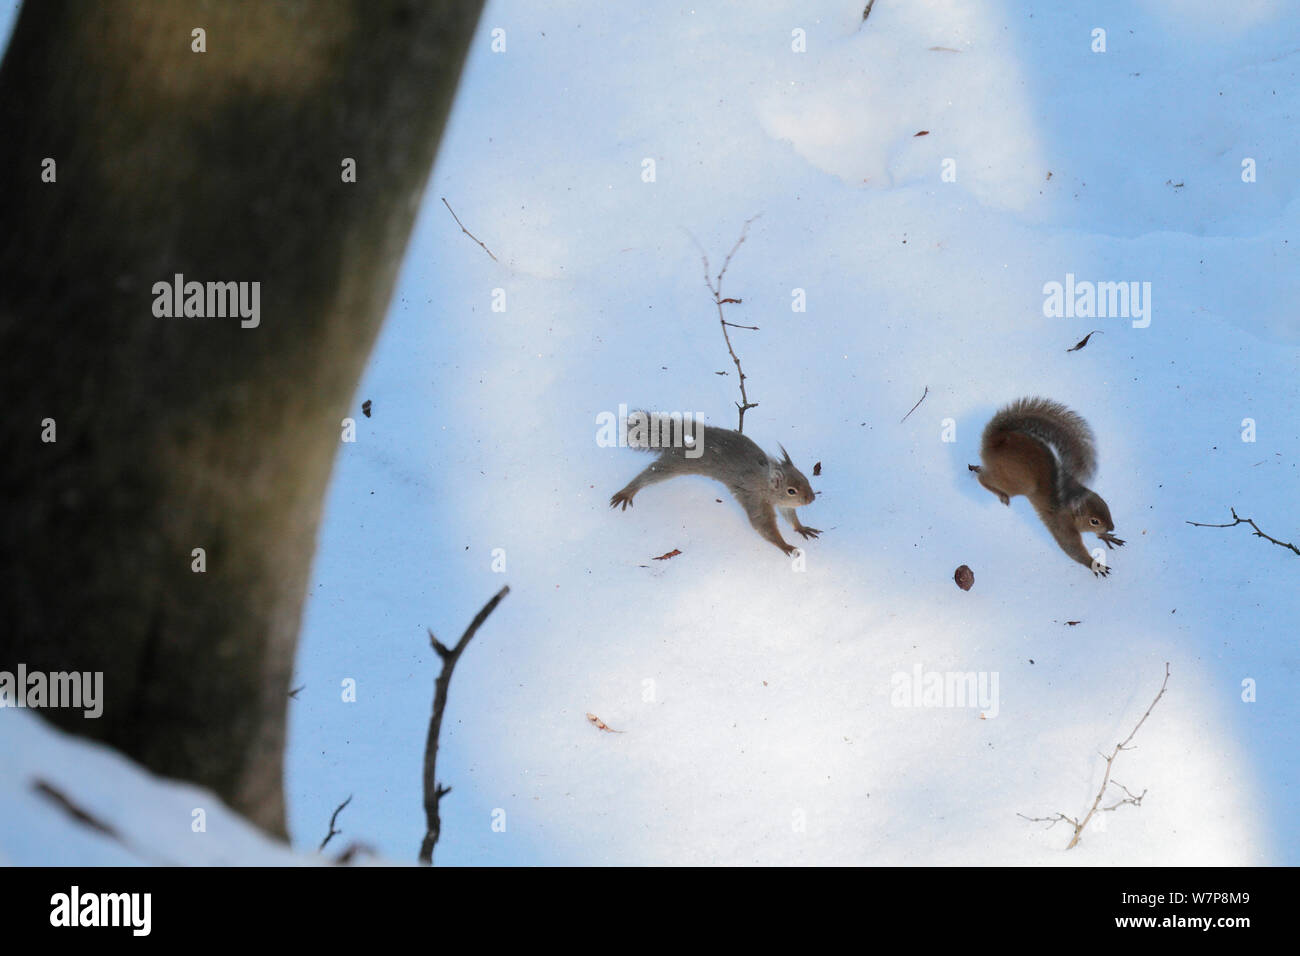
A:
[622,410,709,456]
[982,396,1096,505]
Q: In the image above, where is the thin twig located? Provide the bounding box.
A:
[693,216,762,432]
[1187,506,1299,557]
[420,585,510,865]
[1019,662,1171,849]
[318,794,353,852]
[862,0,877,24]
[441,197,498,262]
[332,841,377,866]
[900,386,929,423]
[33,779,174,865]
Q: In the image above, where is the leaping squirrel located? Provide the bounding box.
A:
[610,412,819,555]
[971,397,1124,576]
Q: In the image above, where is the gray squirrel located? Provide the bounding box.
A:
[970,397,1124,576]
[610,412,819,554]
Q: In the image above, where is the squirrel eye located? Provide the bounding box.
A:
[1089,517,1100,526]
[786,487,797,496]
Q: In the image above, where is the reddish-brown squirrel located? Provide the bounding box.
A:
[610,411,818,555]
[971,397,1124,576]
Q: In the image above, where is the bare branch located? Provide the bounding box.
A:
[332,841,377,866]
[420,585,510,865]
[1187,506,1299,557]
[900,386,929,424]
[1101,780,1147,812]
[693,216,762,432]
[441,197,499,262]
[1017,812,1077,831]
[318,794,353,852]
[35,779,119,839]
[33,779,174,865]
[712,215,759,294]
[1020,663,1171,849]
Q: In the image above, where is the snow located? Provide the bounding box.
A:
[284,0,1298,865]
[4,0,1297,865]
[0,710,310,866]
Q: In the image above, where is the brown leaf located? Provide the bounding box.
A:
[914,130,930,137]
[1066,330,1102,352]
[813,461,822,476]
[586,712,624,733]
[954,565,974,591]
[653,549,682,561]
[719,297,742,304]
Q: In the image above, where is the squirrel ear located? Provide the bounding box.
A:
[778,443,793,466]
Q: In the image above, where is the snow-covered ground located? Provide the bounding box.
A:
[4,0,1297,865]
[284,0,1299,866]
[0,710,309,866]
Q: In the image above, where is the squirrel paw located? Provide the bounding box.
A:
[1091,564,1113,578]
[795,526,821,540]
[1099,533,1126,549]
[609,491,634,511]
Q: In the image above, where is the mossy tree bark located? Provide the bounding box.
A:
[0,0,482,836]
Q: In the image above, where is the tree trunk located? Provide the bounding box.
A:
[0,0,482,836]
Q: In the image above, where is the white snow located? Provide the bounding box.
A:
[4,0,1296,865]
[284,0,1298,866]
[0,710,311,866]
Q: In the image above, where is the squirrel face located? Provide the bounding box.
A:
[770,445,816,506]
[1071,489,1115,535]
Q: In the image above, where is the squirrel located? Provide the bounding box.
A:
[610,411,819,555]
[970,397,1124,576]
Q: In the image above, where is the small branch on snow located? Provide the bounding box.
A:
[441,197,499,262]
[420,585,510,865]
[690,215,762,433]
[33,778,174,865]
[318,793,353,852]
[1019,662,1170,849]
[1186,506,1299,557]
[900,386,929,424]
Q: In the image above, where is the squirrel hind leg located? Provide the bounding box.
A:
[610,461,673,510]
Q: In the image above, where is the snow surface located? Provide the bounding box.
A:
[284,0,1299,866]
[4,0,1298,865]
[0,710,310,866]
